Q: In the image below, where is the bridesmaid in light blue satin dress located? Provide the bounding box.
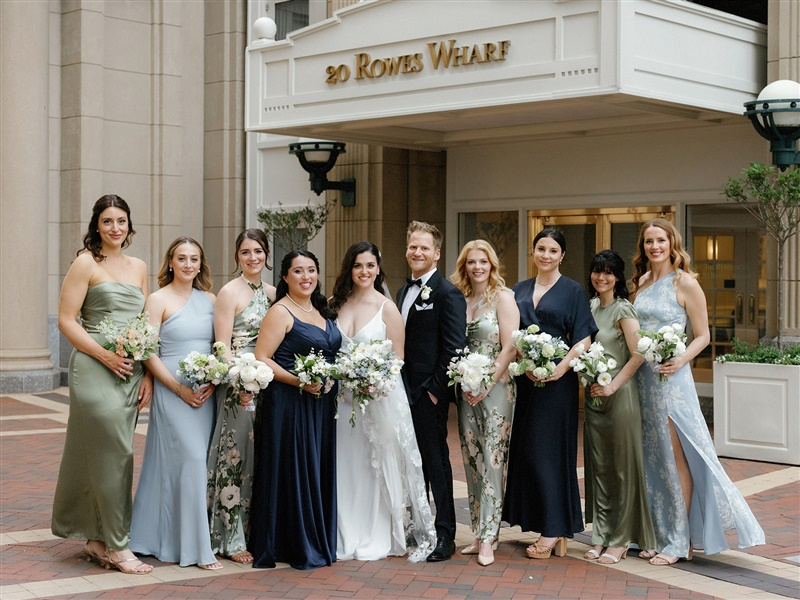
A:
[130,237,222,570]
[631,219,764,566]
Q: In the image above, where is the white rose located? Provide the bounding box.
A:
[532,366,548,379]
[637,337,653,352]
[541,344,555,358]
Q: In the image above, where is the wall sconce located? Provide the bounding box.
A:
[744,79,800,170]
[289,140,356,206]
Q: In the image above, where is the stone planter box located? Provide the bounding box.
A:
[713,361,800,465]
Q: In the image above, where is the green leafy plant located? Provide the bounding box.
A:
[723,163,800,347]
[716,338,800,365]
[256,200,334,253]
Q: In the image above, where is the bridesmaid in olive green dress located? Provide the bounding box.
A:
[582,250,656,564]
[207,229,275,563]
[450,240,519,568]
[51,195,154,575]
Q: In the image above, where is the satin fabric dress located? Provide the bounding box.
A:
[583,297,656,551]
[130,289,217,567]
[52,282,146,551]
[457,306,515,544]
[207,283,270,557]
[634,272,765,557]
[249,308,342,570]
[335,301,436,562]
[502,276,597,537]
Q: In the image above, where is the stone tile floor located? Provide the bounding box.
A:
[1,389,798,599]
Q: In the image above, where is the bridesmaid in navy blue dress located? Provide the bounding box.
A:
[250,250,341,570]
[502,229,597,559]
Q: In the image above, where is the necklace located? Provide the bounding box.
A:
[286,294,313,313]
[536,276,559,288]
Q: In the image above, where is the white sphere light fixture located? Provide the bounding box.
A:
[253,17,277,41]
[745,79,800,169]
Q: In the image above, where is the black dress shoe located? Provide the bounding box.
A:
[427,538,456,562]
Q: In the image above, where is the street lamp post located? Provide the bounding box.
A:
[744,79,800,170]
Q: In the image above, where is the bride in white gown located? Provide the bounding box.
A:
[329,241,436,562]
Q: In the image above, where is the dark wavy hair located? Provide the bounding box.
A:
[79,195,135,261]
[233,228,272,273]
[329,241,385,314]
[589,249,630,300]
[276,250,335,319]
[532,227,567,254]
[157,237,212,291]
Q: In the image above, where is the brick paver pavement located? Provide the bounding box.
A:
[1,389,798,599]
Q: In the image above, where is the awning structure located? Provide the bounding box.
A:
[245,0,766,151]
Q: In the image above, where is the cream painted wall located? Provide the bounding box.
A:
[446,123,771,281]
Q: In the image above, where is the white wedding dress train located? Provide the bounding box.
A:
[336,301,436,562]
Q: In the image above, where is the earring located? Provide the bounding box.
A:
[168,267,172,273]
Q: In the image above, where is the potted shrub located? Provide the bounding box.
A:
[714,164,800,464]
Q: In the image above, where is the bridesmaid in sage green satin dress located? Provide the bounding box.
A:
[51,195,153,575]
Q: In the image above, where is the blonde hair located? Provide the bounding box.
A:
[631,218,696,297]
[406,221,443,249]
[451,240,506,306]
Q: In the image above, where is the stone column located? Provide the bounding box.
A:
[767,0,800,341]
[0,1,59,391]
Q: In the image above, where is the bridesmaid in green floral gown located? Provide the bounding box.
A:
[207,229,275,563]
[450,240,519,567]
[52,195,153,575]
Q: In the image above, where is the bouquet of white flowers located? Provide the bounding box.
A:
[569,342,617,406]
[332,339,404,427]
[97,312,160,384]
[177,341,229,391]
[507,324,570,387]
[636,324,688,382]
[447,348,495,395]
[226,352,274,413]
[292,349,335,395]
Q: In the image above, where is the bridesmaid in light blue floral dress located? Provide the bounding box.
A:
[450,241,519,567]
[208,229,275,563]
[632,220,764,566]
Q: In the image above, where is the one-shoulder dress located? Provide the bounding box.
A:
[52,282,146,551]
[249,310,342,570]
[634,272,765,557]
[130,289,218,566]
[207,283,270,557]
[335,301,436,562]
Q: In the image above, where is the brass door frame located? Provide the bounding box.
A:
[526,206,674,276]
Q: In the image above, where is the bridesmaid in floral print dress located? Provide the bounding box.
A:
[207,229,275,563]
[450,240,519,567]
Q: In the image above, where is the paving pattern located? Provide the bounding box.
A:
[1,389,798,599]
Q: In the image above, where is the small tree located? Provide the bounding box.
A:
[256,199,334,253]
[723,163,800,348]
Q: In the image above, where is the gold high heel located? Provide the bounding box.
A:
[100,550,154,575]
[526,537,567,559]
[82,541,106,565]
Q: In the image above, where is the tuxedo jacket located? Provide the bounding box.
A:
[396,270,467,406]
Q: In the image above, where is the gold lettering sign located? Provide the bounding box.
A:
[325,39,510,85]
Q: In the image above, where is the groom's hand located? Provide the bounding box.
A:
[428,391,438,405]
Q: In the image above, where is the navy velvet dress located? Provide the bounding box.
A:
[502,276,597,538]
[249,312,342,570]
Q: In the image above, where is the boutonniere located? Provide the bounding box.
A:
[420,285,432,301]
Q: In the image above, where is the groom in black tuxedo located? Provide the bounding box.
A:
[396,221,466,562]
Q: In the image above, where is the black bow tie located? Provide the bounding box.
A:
[407,277,423,287]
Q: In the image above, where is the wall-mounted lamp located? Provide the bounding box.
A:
[289,140,356,206]
[744,79,800,170]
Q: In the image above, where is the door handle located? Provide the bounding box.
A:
[749,294,756,325]
[736,294,743,324]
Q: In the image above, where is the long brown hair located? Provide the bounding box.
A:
[79,195,135,261]
[157,237,212,291]
[631,218,696,297]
